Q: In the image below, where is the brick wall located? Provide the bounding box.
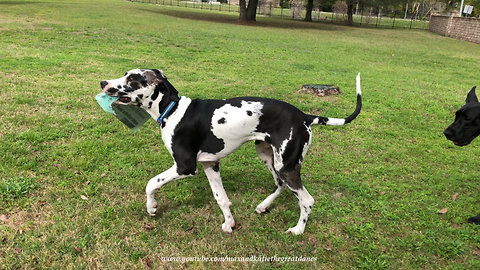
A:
[429,15,480,44]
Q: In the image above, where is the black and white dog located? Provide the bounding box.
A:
[100,69,362,235]
[444,86,480,224]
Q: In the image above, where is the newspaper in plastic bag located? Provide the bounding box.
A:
[95,92,151,133]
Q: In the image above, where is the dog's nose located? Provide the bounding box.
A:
[100,81,108,90]
[444,129,453,140]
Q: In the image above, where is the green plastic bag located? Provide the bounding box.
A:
[95,92,151,133]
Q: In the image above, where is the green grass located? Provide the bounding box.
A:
[1,0,480,269]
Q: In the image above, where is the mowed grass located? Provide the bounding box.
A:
[1,0,480,269]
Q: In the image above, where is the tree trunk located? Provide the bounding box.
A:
[305,0,313,21]
[347,2,354,25]
[239,0,259,21]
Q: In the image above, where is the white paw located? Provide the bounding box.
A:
[255,204,268,214]
[146,199,158,216]
[285,226,304,235]
[222,221,235,233]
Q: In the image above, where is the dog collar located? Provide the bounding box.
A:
[156,98,179,126]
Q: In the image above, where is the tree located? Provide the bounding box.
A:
[305,0,314,21]
[239,0,259,21]
[305,0,336,22]
[346,0,355,25]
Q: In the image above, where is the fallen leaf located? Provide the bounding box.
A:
[52,163,61,168]
[0,215,8,222]
[143,257,153,268]
[473,250,480,256]
[100,172,107,178]
[452,192,459,201]
[234,222,242,230]
[74,170,81,175]
[73,247,82,253]
[39,201,46,207]
[334,192,343,198]
[80,195,89,201]
[14,248,22,254]
[438,208,448,214]
[323,246,332,251]
[144,223,155,230]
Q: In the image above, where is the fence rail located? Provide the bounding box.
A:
[130,0,430,30]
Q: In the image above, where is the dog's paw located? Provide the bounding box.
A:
[146,200,158,216]
[285,226,304,235]
[222,221,235,233]
[255,204,270,214]
[255,205,267,214]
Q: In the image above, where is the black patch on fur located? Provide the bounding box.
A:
[148,101,153,109]
[138,94,143,99]
[107,88,118,94]
[303,219,307,224]
[171,99,227,175]
[246,110,252,116]
[127,73,147,88]
[212,162,220,172]
[218,118,226,124]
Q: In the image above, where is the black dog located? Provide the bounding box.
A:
[444,86,480,224]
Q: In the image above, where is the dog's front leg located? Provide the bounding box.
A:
[201,161,235,233]
[145,164,191,216]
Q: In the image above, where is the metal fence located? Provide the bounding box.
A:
[129,0,430,30]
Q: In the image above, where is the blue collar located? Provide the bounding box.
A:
[156,98,179,126]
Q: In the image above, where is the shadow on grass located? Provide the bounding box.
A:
[138,7,344,31]
[0,1,42,5]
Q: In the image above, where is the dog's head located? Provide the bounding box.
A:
[444,86,480,146]
[100,69,179,107]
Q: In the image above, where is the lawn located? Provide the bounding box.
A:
[1,0,480,269]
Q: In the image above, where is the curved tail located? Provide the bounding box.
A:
[312,73,362,126]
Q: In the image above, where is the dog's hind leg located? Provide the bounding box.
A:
[254,141,285,214]
[201,161,236,233]
[282,166,315,235]
[145,164,195,216]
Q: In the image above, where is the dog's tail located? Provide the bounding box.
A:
[311,73,362,126]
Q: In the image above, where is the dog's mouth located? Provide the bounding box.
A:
[115,96,131,104]
[453,141,470,146]
[451,132,480,146]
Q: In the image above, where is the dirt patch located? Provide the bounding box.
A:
[298,84,341,97]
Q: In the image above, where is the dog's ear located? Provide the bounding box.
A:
[466,86,478,104]
[162,76,180,102]
[144,70,161,85]
[152,69,180,102]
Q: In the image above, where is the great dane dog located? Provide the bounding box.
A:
[444,86,480,224]
[100,69,362,235]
